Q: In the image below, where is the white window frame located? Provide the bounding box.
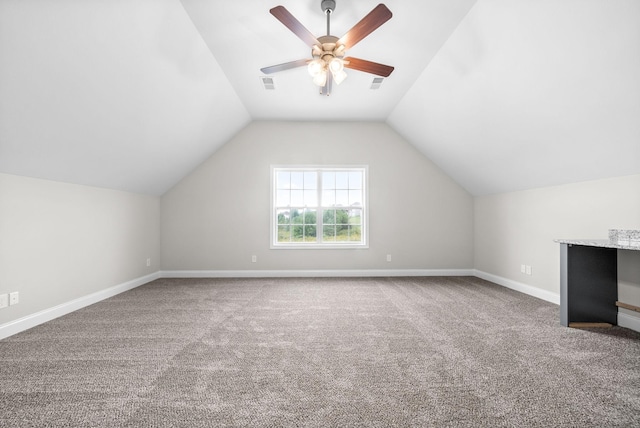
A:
[271,165,369,249]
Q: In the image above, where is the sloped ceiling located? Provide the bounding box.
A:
[0,0,251,195]
[389,0,640,195]
[0,0,638,196]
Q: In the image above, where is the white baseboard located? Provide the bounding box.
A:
[474,271,640,333]
[0,272,160,340]
[2,269,635,339]
[618,312,640,333]
[473,270,560,305]
[160,269,476,278]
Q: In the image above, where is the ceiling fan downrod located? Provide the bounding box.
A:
[321,0,336,36]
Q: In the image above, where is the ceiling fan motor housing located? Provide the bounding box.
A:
[321,0,336,13]
[313,35,344,61]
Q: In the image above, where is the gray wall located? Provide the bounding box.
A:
[161,121,474,272]
[0,173,160,325]
[474,174,640,323]
[3,123,637,332]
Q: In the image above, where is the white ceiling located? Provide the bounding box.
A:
[0,0,251,195]
[0,0,638,196]
[389,0,640,195]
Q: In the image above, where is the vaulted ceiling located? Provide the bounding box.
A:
[1,0,638,196]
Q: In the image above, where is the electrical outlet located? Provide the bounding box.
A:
[386,254,392,262]
[251,255,257,263]
[0,294,8,309]
[146,258,151,267]
[521,264,526,274]
[526,265,532,275]
[9,292,19,306]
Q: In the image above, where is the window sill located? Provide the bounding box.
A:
[271,244,369,250]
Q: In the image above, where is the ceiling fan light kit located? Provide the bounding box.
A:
[307,35,349,87]
[260,0,394,96]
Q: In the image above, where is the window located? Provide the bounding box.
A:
[272,166,367,248]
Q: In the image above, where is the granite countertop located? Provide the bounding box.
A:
[555,229,640,250]
[553,239,640,251]
[554,238,640,251]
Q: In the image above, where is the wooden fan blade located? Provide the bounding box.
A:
[261,59,309,74]
[337,4,392,50]
[270,6,320,48]
[343,57,394,77]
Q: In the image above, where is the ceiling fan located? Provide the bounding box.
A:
[260,0,394,96]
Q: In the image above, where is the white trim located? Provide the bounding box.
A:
[473,269,560,305]
[1,269,566,341]
[618,312,640,333]
[3,268,635,342]
[0,272,160,340]
[160,269,475,278]
[473,271,640,333]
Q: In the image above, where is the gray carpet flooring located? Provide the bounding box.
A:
[1,276,639,427]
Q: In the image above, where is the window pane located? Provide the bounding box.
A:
[336,225,349,241]
[349,190,362,206]
[291,172,304,189]
[322,190,335,206]
[349,171,362,189]
[323,225,336,241]
[336,190,348,206]
[276,190,290,207]
[290,209,303,223]
[277,225,291,242]
[277,209,291,225]
[277,171,290,189]
[304,189,317,206]
[303,209,316,225]
[349,209,362,225]
[323,171,335,189]
[304,172,317,189]
[304,210,316,241]
[347,226,362,242]
[291,190,304,206]
[303,227,317,242]
[336,172,349,189]
[323,209,335,224]
[292,225,303,241]
[335,209,349,225]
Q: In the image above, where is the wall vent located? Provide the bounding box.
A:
[370,77,385,90]
[260,76,276,90]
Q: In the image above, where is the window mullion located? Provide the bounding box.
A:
[316,169,323,244]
